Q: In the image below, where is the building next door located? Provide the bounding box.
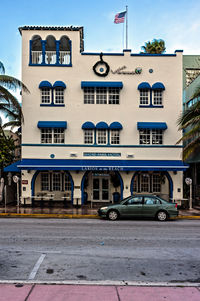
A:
[92,176,109,202]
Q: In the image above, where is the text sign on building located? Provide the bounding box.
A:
[22,180,28,185]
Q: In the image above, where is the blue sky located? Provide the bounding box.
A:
[1,0,200,79]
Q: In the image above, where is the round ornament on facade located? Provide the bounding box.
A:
[93,53,110,77]
[149,69,153,73]
[50,154,55,158]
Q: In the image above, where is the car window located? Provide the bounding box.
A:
[127,197,143,205]
[144,197,160,205]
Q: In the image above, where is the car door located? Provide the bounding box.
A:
[120,196,143,217]
[142,196,161,217]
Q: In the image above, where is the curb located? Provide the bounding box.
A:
[0,213,200,219]
[0,279,199,287]
[0,213,99,219]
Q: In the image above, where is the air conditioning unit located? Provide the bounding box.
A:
[126,153,134,158]
[70,152,78,157]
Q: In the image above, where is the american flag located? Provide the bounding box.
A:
[114,11,126,24]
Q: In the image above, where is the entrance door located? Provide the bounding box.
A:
[93,178,109,201]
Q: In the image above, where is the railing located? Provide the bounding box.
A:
[59,51,71,65]
[45,51,57,64]
[31,51,71,65]
[31,51,42,64]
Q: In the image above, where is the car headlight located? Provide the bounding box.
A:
[101,207,108,210]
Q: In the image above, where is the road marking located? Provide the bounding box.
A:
[28,254,46,280]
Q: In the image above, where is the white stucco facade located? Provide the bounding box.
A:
[13,26,187,207]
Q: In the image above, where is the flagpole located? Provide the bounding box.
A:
[126,5,128,49]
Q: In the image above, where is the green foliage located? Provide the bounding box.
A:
[177,98,200,160]
[141,39,166,54]
[0,131,16,167]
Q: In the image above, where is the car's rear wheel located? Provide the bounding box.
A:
[107,210,119,221]
[156,210,168,221]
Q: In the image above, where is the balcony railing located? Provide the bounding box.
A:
[31,51,71,65]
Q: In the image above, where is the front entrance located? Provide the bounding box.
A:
[92,177,109,202]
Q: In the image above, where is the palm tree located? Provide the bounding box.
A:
[141,39,166,54]
[177,88,200,160]
[0,61,29,127]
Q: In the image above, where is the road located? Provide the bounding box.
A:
[0,218,199,283]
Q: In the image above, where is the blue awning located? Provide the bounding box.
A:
[53,81,66,89]
[96,122,109,129]
[81,81,123,89]
[137,122,168,130]
[152,82,165,90]
[4,161,21,172]
[110,122,123,130]
[37,121,67,129]
[39,81,52,89]
[82,121,95,129]
[137,82,151,90]
[15,159,189,172]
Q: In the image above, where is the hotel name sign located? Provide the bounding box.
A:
[111,66,142,75]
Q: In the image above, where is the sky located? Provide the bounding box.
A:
[1,0,200,80]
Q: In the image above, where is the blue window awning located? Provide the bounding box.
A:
[137,122,168,130]
[152,82,165,90]
[53,81,66,89]
[15,158,189,172]
[39,81,52,89]
[81,81,123,89]
[4,161,21,172]
[110,122,123,130]
[82,121,95,129]
[138,82,151,90]
[37,121,67,129]
[96,122,109,129]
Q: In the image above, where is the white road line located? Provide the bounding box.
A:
[28,253,46,280]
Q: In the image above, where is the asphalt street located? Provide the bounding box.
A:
[0,218,199,283]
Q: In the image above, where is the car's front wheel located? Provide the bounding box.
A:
[156,210,168,221]
[107,210,119,221]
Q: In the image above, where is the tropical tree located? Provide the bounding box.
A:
[0,60,29,128]
[177,87,200,160]
[141,39,166,54]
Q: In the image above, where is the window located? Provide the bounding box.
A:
[144,197,160,205]
[84,87,95,104]
[40,172,72,193]
[64,174,72,191]
[97,129,107,144]
[133,173,162,194]
[41,88,51,104]
[152,174,161,193]
[110,130,120,144]
[140,89,149,105]
[41,173,49,191]
[127,196,143,205]
[54,88,64,104]
[30,34,72,66]
[53,173,61,191]
[41,128,65,144]
[139,129,163,145]
[39,81,66,105]
[153,90,163,106]
[84,130,94,144]
[140,174,150,192]
[96,87,107,104]
[109,88,120,104]
[84,87,120,104]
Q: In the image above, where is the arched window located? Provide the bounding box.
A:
[45,35,56,64]
[31,35,42,64]
[59,35,71,64]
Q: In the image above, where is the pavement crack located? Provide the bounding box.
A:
[24,283,35,301]
[115,286,121,301]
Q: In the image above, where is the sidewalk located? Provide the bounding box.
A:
[0,283,200,301]
[0,204,200,219]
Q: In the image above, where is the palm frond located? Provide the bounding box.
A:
[0,61,5,74]
[182,137,200,161]
[0,75,29,93]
